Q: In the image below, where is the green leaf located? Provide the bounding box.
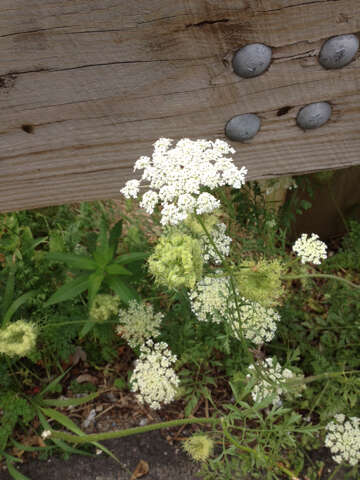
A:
[93,246,113,268]
[106,276,139,303]
[88,270,105,307]
[79,320,96,339]
[47,252,97,271]
[11,439,50,453]
[36,368,71,399]
[105,264,132,276]
[41,408,83,435]
[37,412,91,456]
[6,459,30,480]
[109,220,123,256]
[115,252,149,265]
[1,261,16,317]
[41,409,120,463]
[41,391,99,408]
[2,290,37,328]
[44,274,89,307]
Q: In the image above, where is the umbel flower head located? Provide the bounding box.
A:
[230,299,280,345]
[117,300,163,349]
[148,231,203,290]
[325,414,360,466]
[182,213,232,265]
[121,138,247,226]
[90,294,120,323]
[247,357,303,407]
[130,340,180,410]
[189,274,234,324]
[0,320,37,357]
[234,258,283,307]
[292,233,327,265]
[183,434,214,462]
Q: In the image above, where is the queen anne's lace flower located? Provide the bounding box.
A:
[202,223,232,265]
[0,320,37,357]
[121,138,247,225]
[325,415,360,466]
[130,340,180,410]
[292,233,327,265]
[117,300,163,348]
[231,300,280,345]
[247,357,302,406]
[189,274,234,324]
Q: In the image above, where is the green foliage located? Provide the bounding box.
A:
[1,177,360,480]
[0,393,35,452]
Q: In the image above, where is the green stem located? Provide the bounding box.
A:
[51,417,220,443]
[327,463,342,480]
[282,273,360,289]
[222,423,299,480]
[195,215,247,350]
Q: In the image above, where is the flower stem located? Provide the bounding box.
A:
[51,417,220,443]
[195,215,248,354]
[327,463,342,480]
[282,273,360,289]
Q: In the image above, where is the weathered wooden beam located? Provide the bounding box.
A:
[1,0,359,211]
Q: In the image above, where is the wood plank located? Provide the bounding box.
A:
[1,0,360,211]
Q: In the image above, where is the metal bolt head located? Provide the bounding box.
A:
[232,43,272,78]
[319,34,359,69]
[296,102,332,130]
[225,114,261,141]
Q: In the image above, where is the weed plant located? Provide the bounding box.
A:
[0,140,359,480]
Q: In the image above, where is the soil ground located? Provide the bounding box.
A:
[0,430,200,480]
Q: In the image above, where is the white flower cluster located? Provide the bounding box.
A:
[292,233,327,265]
[202,223,232,265]
[130,340,180,410]
[121,138,247,226]
[117,300,163,349]
[247,357,297,406]
[325,414,360,466]
[189,274,234,324]
[231,300,280,345]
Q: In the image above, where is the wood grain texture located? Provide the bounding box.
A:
[1,0,360,211]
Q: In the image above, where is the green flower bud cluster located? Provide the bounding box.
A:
[148,231,203,290]
[183,434,214,462]
[117,300,163,349]
[234,258,283,307]
[0,320,37,357]
[183,212,220,237]
[90,294,120,323]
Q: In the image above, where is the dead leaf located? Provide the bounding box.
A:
[76,374,98,385]
[130,460,149,480]
[69,346,87,365]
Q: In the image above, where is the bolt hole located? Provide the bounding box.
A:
[277,106,292,117]
[21,124,34,134]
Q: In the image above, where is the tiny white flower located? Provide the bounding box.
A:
[196,192,220,215]
[292,233,327,265]
[41,430,52,440]
[130,341,179,410]
[325,416,360,466]
[121,179,140,199]
[139,190,159,214]
[231,300,280,345]
[120,138,247,225]
[247,358,302,406]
